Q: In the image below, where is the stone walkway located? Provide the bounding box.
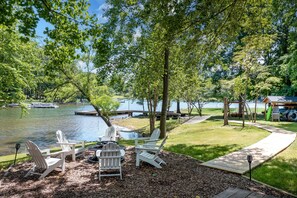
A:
[214,187,276,198]
[184,115,211,124]
[202,121,296,174]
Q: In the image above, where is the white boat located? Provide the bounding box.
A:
[28,103,59,108]
[7,103,20,107]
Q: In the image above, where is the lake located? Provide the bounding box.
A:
[0,100,265,156]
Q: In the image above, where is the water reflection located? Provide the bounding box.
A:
[0,105,107,155]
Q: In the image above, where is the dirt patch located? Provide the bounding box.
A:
[0,147,294,198]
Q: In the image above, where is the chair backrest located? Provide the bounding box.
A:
[99,142,121,168]
[144,128,160,147]
[155,136,168,155]
[105,126,117,141]
[25,141,48,170]
[105,126,115,137]
[56,130,71,151]
[150,128,160,141]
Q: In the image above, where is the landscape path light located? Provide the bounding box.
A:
[247,154,253,181]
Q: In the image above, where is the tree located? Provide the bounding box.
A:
[0,24,42,106]
[102,0,249,137]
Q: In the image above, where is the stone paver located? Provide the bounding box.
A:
[214,187,275,198]
[184,115,211,124]
[202,121,296,174]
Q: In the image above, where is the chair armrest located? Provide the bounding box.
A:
[135,146,159,152]
[99,155,122,159]
[135,137,150,141]
[134,137,150,145]
[43,151,66,159]
[68,139,84,143]
[98,136,108,141]
[40,148,50,155]
[57,142,76,146]
[144,139,159,143]
[69,140,85,148]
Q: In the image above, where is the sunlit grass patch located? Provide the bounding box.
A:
[166,120,269,161]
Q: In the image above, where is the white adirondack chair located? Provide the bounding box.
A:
[97,142,122,181]
[25,140,65,179]
[134,128,160,148]
[56,130,85,161]
[135,136,168,168]
[98,126,119,142]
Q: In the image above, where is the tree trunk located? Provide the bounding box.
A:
[167,99,171,112]
[197,100,202,116]
[160,47,169,138]
[224,97,229,125]
[254,96,258,123]
[92,105,112,127]
[242,95,245,128]
[176,99,181,113]
[239,94,243,116]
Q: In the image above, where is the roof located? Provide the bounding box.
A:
[263,96,297,104]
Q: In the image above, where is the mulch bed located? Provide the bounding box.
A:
[0,147,294,198]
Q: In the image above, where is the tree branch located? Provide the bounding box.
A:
[38,0,95,27]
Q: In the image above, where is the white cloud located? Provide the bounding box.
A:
[96,3,112,24]
[77,60,87,70]
[98,3,113,12]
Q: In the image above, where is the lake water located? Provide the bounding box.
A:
[0,100,265,156]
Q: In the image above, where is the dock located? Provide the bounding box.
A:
[74,110,187,119]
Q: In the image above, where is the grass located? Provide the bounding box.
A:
[165,119,269,161]
[205,111,297,194]
[112,117,150,132]
[112,117,184,134]
[243,119,297,195]
[251,142,297,195]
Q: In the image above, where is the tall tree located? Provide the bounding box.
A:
[1,1,121,125]
[0,24,42,106]
[102,0,248,137]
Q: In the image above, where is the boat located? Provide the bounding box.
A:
[7,103,20,107]
[28,103,59,108]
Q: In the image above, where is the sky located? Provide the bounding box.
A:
[35,0,107,41]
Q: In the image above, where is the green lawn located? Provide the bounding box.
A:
[246,120,297,195]
[112,117,183,134]
[165,119,269,161]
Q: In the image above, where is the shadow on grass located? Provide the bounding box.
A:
[207,114,269,122]
[273,123,297,133]
[251,157,297,195]
[165,143,241,162]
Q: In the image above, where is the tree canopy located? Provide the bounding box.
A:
[1,0,297,130]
